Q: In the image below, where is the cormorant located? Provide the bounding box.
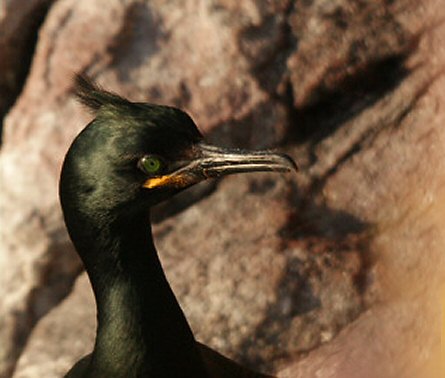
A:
[60,75,297,377]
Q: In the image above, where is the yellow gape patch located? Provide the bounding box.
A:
[143,175,189,189]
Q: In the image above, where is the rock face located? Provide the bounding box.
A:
[1,0,444,377]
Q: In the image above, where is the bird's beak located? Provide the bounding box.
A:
[143,143,298,190]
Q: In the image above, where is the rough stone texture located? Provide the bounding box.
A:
[1,0,444,377]
[0,0,54,127]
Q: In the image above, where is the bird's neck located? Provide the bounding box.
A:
[74,212,208,377]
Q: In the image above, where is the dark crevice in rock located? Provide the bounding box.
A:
[282,79,299,146]
[0,0,54,145]
[307,58,438,197]
[288,51,412,146]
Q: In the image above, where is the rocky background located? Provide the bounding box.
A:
[0,0,444,377]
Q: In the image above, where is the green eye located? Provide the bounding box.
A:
[139,156,163,174]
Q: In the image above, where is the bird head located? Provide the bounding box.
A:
[60,75,297,226]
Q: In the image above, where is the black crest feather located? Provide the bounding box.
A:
[74,74,128,113]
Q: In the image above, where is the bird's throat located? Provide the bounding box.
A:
[73,213,208,377]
